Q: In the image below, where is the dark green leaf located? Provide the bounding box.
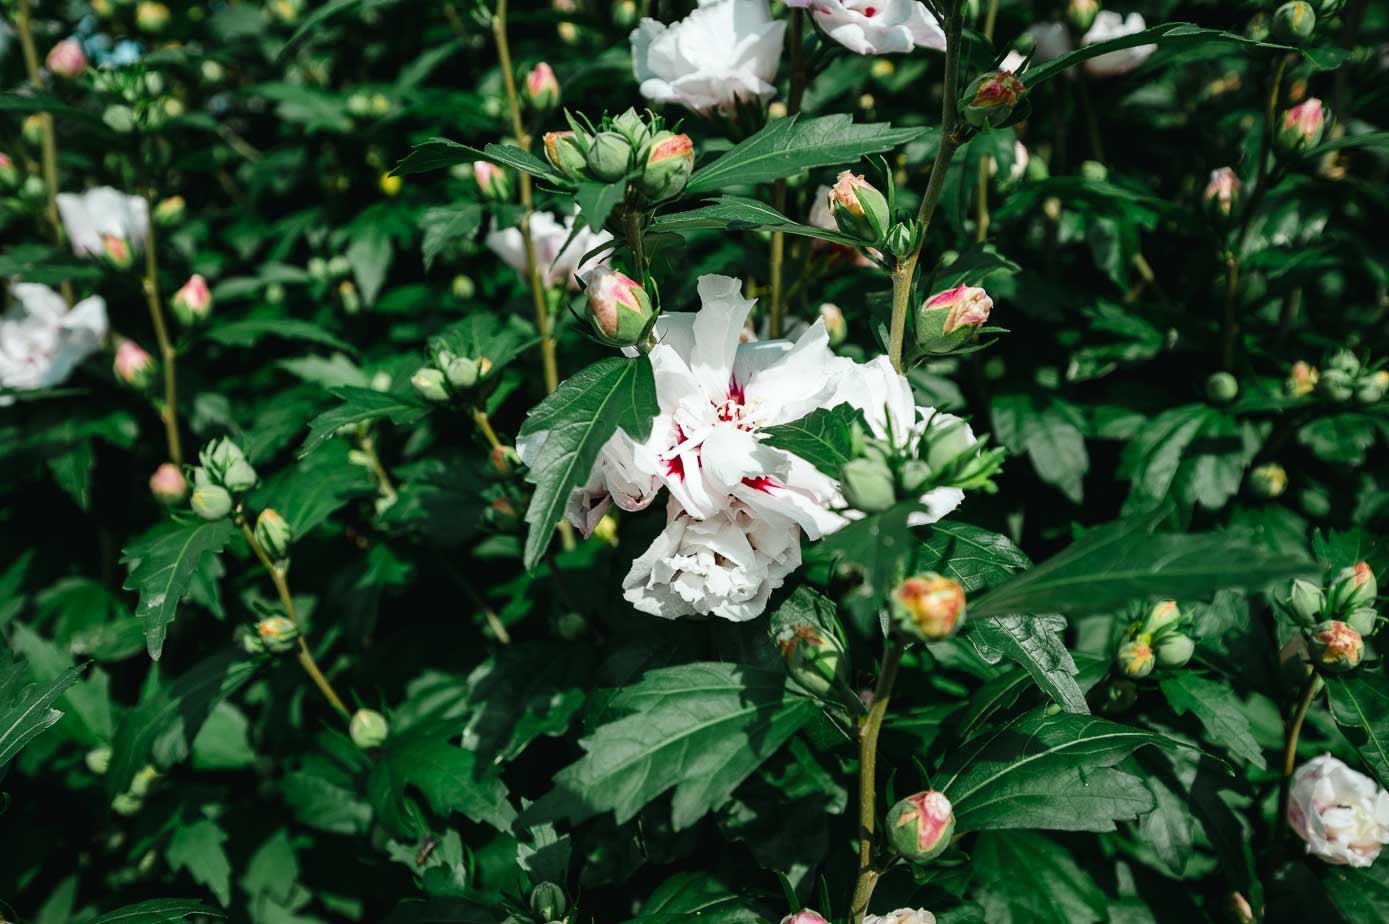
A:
[299,387,430,457]
[1159,672,1267,769]
[0,652,84,769]
[761,403,865,478]
[90,899,224,924]
[973,831,1106,923]
[369,729,516,834]
[1326,670,1389,787]
[121,519,237,661]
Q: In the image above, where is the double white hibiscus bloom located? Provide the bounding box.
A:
[523,274,971,622]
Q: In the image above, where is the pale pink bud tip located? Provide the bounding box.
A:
[925,284,993,334]
[114,340,154,384]
[830,170,873,216]
[650,133,694,164]
[149,463,187,503]
[779,913,829,924]
[46,39,87,78]
[474,161,501,187]
[901,791,954,851]
[174,274,212,316]
[1284,98,1324,135]
[527,62,559,96]
[1352,562,1373,588]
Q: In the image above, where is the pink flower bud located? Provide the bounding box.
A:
[780,913,829,924]
[828,170,889,243]
[1203,167,1241,219]
[888,790,955,862]
[114,340,155,388]
[473,161,512,202]
[149,463,187,504]
[1117,638,1156,678]
[917,284,992,353]
[962,71,1026,128]
[102,233,133,269]
[524,62,560,110]
[1310,620,1363,672]
[893,574,967,640]
[1278,98,1326,154]
[544,129,587,178]
[639,131,694,201]
[171,274,212,325]
[46,39,87,79]
[584,268,654,347]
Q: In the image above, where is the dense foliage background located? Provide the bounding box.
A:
[2,0,1387,922]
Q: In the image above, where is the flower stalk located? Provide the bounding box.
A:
[850,639,906,923]
[16,0,74,305]
[768,8,807,339]
[1270,671,1323,874]
[141,210,183,465]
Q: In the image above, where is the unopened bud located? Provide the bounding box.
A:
[584,268,654,347]
[136,1,171,33]
[1287,578,1326,626]
[379,172,402,196]
[114,340,155,389]
[888,790,955,863]
[961,71,1026,129]
[1329,562,1377,614]
[474,161,513,202]
[255,508,293,560]
[1249,463,1287,498]
[1117,638,1155,678]
[1286,361,1318,397]
[885,221,917,259]
[818,303,847,346]
[780,913,829,924]
[1271,1,1316,44]
[86,745,112,775]
[544,130,588,179]
[916,284,993,354]
[153,195,185,226]
[639,131,695,202]
[776,624,850,697]
[1067,0,1100,33]
[827,170,890,243]
[202,438,258,492]
[1203,167,1241,220]
[255,615,299,653]
[0,153,16,189]
[840,457,897,514]
[350,708,390,748]
[445,356,480,389]
[524,62,560,110]
[530,882,567,921]
[412,367,450,402]
[1309,620,1363,672]
[149,463,187,505]
[190,484,232,520]
[1203,372,1238,405]
[1155,633,1195,668]
[1347,607,1377,637]
[171,274,213,326]
[46,39,88,79]
[586,131,633,182]
[1277,98,1326,156]
[1357,370,1388,404]
[613,0,640,27]
[893,574,966,640]
[23,114,46,146]
[1143,600,1181,635]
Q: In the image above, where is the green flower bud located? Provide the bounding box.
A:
[898,458,933,495]
[190,484,233,520]
[350,708,390,749]
[1356,371,1388,404]
[586,131,633,182]
[445,356,480,390]
[613,0,640,27]
[885,221,917,259]
[153,195,185,225]
[543,130,589,179]
[1206,372,1239,404]
[1067,0,1100,33]
[923,413,978,473]
[86,745,112,775]
[639,131,695,202]
[840,457,897,514]
[1287,578,1326,626]
[775,624,850,697]
[1154,633,1195,668]
[1277,98,1326,156]
[584,268,655,348]
[826,170,890,243]
[916,285,993,354]
[412,367,450,403]
[1080,160,1108,183]
[611,108,652,148]
[1318,367,1355,402]
[1329,562,1377,614]
[1116,638,1155,678]
[1271,1,1316,44]
[1246,11,1270,41]
[255,615,299,654]
[19,174,47,206]
[892,574,967,641]
[0,153,17,190]
[530,883,567,921]
[961,71,1026,129]
[1347,607,1377,637]
[255,508,293,561]
[1142,600,1181,635]
[887,790,955,863]
[1309,620,1363,673]
[1249,463,1287,498]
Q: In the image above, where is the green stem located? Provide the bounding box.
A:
[850,640,906,924]
[769,8,807,339]
[16,0,73,306]
[141,208,183,466]
[1271,672,1322,875]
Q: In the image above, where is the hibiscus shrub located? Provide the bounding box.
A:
[3,0,1389,921]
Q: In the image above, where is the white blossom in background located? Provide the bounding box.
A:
[631,0,786,116]
[56,186,149,266]
[1081,11,1155,77]
[485,210,612,290]
[1026,22,1074,64]
[864,911,937,924]
[1288,754,1389,867]
[0,284,108,398]
[623,498,802,621]
[786,0,944,55]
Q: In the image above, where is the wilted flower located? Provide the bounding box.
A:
[631,0,786,116]
[584,267,655,347]
[784,0,944,55]
[149,463,187,504]
[1310,620,1364,672]
[1278,98,1327,155]
[113,340,155,389]
[888,790,955,862]
[57,187,149,267]
[349,709,390,748]
[893,574,966,640]
[485,210,613,290]
[1288,754,1389,866]
[1081,11,1155,78]
[961,70,1026,128]
[916,284,992,353]
[0,284,108,398]
[1203,167,1241,219]
[171,274,213,326]
[46,39,88,79]
[524,61,560,110]
[1287,361,1319,397]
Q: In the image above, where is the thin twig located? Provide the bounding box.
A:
[471,407,504,452]
[1270,672,1322,875]
[850,640,907,923]
[768,9,807,339]
[16,0,74,306]
[356,431,397,504]
[141,209,183,465]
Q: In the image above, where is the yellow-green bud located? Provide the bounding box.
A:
[1271,1,1316,44]
[1154,633,1194,668]
[190,484,232,520]
[1117,638,1155,678]
[412,367,450,403]
[586,131,633,182]
[255,508,293,560]
[350,708,390,749]
[255,615,299,654]
[892,574,967,641]
[775,624,850,697]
